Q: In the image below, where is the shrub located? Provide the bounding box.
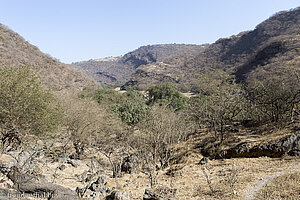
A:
[147,82,186,111]
[93,89,123,104]
[0,65,63,147]
[112,100,150,126]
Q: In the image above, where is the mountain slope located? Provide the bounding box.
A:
[0,24,95,93]
[72,44,206,85]
[124,7,300,90]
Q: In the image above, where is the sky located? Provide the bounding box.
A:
[0,0,299,63]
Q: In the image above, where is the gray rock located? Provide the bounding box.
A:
[198,157,209,165]
[58,164,66,171]
[57,157,68,163]
[108,191,130,200]
[0,154,17,173]
[143,188,163,200]
[67,159,82,168]
[96,176,107,185]
[6,166,78,200]
[207,134,300,159]
[89,175,107,192]
[7,151,30,167]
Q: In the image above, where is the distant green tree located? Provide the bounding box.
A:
[147,82,186,111]
[124,88,146,102]
[0,65,63,147]
[93,89,123,104]
[112,100,150,126]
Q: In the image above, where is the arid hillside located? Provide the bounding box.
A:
[72,44,207,85]
[123,7,300,91]
[0,24,95,94]
[0,6,299,200]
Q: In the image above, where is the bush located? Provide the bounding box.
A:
[0,65,63,147]
[112,100,150,126]
[93,89,123,104]
[147,82,186,111]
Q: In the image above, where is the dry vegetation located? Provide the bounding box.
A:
[0,7,299,200]
[256,169,300,200]
[0,23,95,94]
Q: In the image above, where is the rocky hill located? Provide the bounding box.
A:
[123,7,300,90]
[0,24,95,94]
[72,44,206,85]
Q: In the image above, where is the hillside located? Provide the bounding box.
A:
[72,44,206,85]
[123,7,300,90]
[0,24,95,94]
[0,7,299,200]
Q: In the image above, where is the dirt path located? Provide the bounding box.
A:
[243,164,300,200]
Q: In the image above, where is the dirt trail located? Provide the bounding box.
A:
[243,164,300,200]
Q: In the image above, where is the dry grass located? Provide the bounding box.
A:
[256,169,300,200]
[67,155,299,200]
[17,121,300,200]
[163,156,300,200]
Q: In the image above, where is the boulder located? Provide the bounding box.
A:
[67,159,82,168]
[143,188,163,200]
[89,176,107,192]
[210,133,300,159]
[0,154,17,173]
[6,166,78,200]
[107,190,130,200]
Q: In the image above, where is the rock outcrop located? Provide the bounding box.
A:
[212,133,300,159]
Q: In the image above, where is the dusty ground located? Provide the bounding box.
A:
[33,123,299,200]
[38,154,300,200]
[256,168,300,200]
[246,165,300,200]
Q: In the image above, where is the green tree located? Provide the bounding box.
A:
[0,65,63,147]
[112,100,150,126]
[93,88,123,104]
[147,82,186,111]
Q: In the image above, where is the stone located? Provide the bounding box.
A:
[89,175,107,192]
[198,157,209,165]
[6,166,78,200]
[7,151,30,167]
[108,190,130,200]
[205,133,300,159]
[0,154,17,173]
[58,164,66,171]
[67,159,82,168]
[143,188,163,200]
[96,175,107,185]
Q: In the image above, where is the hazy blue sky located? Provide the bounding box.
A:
[0,0,299,63]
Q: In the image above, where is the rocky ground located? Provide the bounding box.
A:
[0,125,299,200]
